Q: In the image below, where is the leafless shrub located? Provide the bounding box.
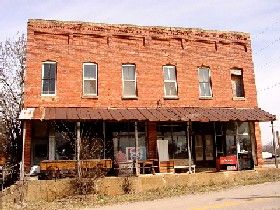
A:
[0,33,26,164]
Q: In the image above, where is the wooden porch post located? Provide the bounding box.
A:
[20,121,27,181]
[103,121,106,159]
[76,122,81,178]
[271,121,278,168]
[187,120,192,173]
[135,121,139,176]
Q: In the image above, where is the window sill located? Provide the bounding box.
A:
[199,96,213,100]
[232,97,246,101]
[164,96,179,100]
[122,96,138,100]
[82,95,98,99]
[41,94,56,97]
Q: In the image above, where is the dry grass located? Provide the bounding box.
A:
[10,168,280,210]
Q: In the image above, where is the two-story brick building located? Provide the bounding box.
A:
[20,19,275,174]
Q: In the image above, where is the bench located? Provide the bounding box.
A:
[172,159,196,173]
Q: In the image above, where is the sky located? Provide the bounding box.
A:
[0,0,279,145]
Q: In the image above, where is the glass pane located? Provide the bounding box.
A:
[49,63,56,79]
[199,82,211,96]
[123,81,136,96]
[42,80,49,93]
[195,135,203,161]
[198,68,210,82]
[84,80,97,95]
[237,122,249,135]
[237,135,251,152]
[43,64,50,79]
[226,135,236,155]
[231,75,244,97]
[164,82,177,96]
[205,135,213,160]
[49,79,55,94]
[123,65,135,80]
[84,65,96,79]
[163,66,176,80]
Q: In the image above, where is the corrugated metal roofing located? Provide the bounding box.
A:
[30,107,276,122]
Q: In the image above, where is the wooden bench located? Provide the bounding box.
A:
[172,159,196,173]
[40,159,112,179]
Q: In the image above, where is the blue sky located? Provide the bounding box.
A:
[1,0,279,145]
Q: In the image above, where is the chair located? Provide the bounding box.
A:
[173,159,196,173]
[157,140,174,173]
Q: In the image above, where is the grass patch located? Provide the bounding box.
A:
[15,168,280,210]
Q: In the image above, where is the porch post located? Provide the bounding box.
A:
[271,121,278,168]
[187,120,192,173]
[135,121,139,176]
[76,122,81,178]
[48,128,55,160]
[20,121,27,181]
[103,121,106,159]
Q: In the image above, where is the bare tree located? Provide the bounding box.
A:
[0,33,26,164]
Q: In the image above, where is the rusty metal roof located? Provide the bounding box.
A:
[29,107,276,122]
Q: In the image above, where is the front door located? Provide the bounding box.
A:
[194,135,215,167]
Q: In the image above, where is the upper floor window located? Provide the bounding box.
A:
[231,69,245,98]
[83,63,98,96]
[163,65,178,97]
[42,62,56,95]
[122,64,137,98]
[198,67,212,97]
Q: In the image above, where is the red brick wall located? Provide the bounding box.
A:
[255,122,263,165]
[24,20,258,109]
[24,120,32,171]
[147,122,157,159]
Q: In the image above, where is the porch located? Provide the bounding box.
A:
[20,107,275,178]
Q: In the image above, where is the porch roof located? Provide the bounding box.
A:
[30,107,276,122]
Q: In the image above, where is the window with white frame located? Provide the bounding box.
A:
[231,69,245,98]
[163,65,178,97]
[198,67,212,97]
[122,64,136,97]
[83,63,97,96]
[42,62,56,95]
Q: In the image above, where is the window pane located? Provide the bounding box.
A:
[198,68,210,82]
[42,80,49,93]
[84,80,97,95]
[164,82,177,96]
[123,65,135,80]
[231,75,244,97]
[199,82,211,96]
[49,63,56,79]
[84,64,96,79]
[163,66,176,80]
[49,79,55,94]
[123,81,136,96]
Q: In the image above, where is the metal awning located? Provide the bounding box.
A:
[23,107,276,122]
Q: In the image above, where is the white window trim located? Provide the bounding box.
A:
[83,62,98,96]
[198,67,213,98]
[163,65,178,97]
[41,61,56,96]
[122,64,137,98]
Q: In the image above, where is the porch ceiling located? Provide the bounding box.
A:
[29,107,276,122]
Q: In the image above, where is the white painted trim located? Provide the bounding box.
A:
[163,65,178,97]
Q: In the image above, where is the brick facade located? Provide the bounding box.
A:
[24,19,264,166]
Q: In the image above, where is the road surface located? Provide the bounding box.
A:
[88,181,280,210]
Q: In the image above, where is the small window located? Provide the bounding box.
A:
[163,66,178,97]
[83,63,97,96]
[198,67,212,97]
[122,64,136,98]
[42,62,56,95]
[231,69,245,98]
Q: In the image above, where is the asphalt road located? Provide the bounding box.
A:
[89,181,280,210]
